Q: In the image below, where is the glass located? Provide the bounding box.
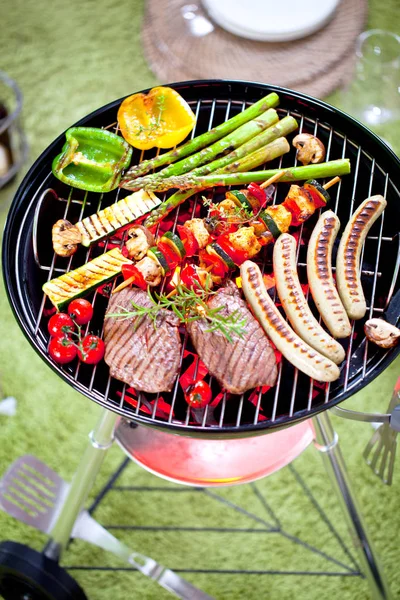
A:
[339,30,400,153]
[0,70,28,189]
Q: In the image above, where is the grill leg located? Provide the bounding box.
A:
[313,411,392,600]
[42,411,214,599]
[44,407,118,560]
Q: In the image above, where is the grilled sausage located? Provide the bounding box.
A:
[307,211,351,338]
[240,261,340,382]
[274,234,345,364]
[336,195,387,320]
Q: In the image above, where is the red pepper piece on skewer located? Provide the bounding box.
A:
[180,264,202,290]
[121,263,147,290]
[157,241,181,270]
[247,182,267,207]
[176,224,199,257]
[218,235,250,266]
[199,250,229,278]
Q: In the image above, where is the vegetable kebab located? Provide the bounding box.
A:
[113,174,340,293]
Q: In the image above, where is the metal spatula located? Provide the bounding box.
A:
[0,455,213,600]
[363,387,400,485]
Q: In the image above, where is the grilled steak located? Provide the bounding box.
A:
[104,288,181,393]
[187,282,277,394]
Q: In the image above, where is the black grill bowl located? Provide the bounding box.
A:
[3,80,400,439]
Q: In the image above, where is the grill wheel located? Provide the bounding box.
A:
[0,542,87,600]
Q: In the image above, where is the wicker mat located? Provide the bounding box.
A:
[143,0,368,98]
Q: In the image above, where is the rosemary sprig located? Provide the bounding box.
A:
[106,283,247,344]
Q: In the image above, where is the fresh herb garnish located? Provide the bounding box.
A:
[201,195,256,235]
[135,93,166,137]
[106,281,247,344]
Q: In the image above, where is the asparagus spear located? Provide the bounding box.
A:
[122,108,280,190]
[190,115,298,177]
[144,117,298,228]
[121,92,280,180]
[144,159,351,193]
[124,115,298,192]
[144,137,291,228]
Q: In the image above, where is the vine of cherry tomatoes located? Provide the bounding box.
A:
[47,299,104,366]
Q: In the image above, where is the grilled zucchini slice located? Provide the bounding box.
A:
[76,190,160,247]
[259,210,281,239]
[303,179,330,205]
[226,190,253,212]
[43,248,131,310]
[160,231,186,259]
[147,246,171,276]
[206,242,235,270]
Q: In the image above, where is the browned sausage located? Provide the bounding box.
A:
[241,260,340,382]
[274,233,345,364]
[307,211,351,338]
[336,196,387,320]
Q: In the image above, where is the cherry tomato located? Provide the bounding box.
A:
[78,335,105,364]
[68,299,94,325]
[48,335,77,364]
[185,380,212,409]
[48,313,75,337]
[121,263,147,290]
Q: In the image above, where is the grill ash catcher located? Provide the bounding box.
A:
[2,80,400,600]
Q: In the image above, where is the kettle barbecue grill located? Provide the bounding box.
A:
[1,80,400,599]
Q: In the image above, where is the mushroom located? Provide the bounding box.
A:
[52,219,82,257]
[364,318,400,349]
[292,133,326,165]
[125,225,155,261]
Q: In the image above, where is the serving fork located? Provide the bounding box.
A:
[363,383,400,485]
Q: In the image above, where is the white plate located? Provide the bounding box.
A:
[202,0,340,42]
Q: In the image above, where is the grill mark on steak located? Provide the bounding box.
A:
[187,282,277,395]
[225,325,260,381]
[104,288,181,393]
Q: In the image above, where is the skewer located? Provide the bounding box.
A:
[113,176,342,295]
[112,276,135,294]
[259,172,340,192]
[260,171,286,189]
[323,176,341,190]
[165,288,178,298]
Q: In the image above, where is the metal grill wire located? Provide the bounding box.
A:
[29,93,400,432]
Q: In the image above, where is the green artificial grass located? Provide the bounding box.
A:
[0,1,400,598]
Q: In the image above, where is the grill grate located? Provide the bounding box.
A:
[4,81,400,436]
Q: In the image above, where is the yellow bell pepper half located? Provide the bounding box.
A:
[118,87,196,151]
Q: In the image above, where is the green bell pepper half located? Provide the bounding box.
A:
[52,127,133,193]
